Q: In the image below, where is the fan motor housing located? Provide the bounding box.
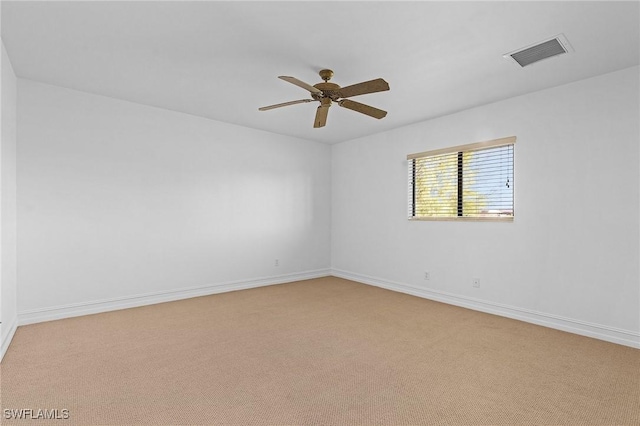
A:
[312,82,341,100]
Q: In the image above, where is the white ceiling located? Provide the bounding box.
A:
[2,1,639,144]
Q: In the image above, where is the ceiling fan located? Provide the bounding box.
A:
[259,69,390,128]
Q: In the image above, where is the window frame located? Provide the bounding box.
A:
[407,136,516,222]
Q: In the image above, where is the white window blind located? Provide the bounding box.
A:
[407,136,515,221]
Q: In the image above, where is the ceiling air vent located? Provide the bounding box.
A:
[505,34,573,67]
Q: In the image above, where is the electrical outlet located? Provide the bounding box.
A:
[274,259,279,267]
[424,271,430,280]
[473,278,480,288]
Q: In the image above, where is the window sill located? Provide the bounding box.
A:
[409,216,514,222]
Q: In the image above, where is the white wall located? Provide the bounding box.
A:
[1,39,18,360]
[17,79,331,322]
[332,66,640,348]
[10,65,639,349]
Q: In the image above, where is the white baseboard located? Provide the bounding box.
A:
[1,314,19,363]
[18,269,331,326]
[15,268,639,350]
[331,269,640,349]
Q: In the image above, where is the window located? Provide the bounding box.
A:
[407,136,515,221]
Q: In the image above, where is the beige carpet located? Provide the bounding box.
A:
[1,277,638,425]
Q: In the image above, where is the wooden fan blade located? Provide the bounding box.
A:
[338,99,387,119]
[259,99,313,111]
[314,105,330,128]
[279,76,323,94]
[337,78,389,98]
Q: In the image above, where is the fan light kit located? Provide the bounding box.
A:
[259,69,390,128]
